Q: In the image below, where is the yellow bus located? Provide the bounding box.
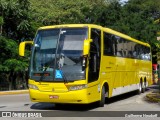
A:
[19,24,152,107]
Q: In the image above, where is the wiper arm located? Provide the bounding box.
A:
[53,29,62,81]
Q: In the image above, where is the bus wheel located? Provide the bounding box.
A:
[99,86,105,107]
[138,82,142,94]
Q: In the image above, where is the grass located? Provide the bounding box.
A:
[146,91,160,103]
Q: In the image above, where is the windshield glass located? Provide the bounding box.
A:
[30,27,88,82]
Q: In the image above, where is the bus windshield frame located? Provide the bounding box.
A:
[29,27,88,82]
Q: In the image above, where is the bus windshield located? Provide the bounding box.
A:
[30,27,88,82]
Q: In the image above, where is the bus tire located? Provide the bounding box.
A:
[98,86,105,107]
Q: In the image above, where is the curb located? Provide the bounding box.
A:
[146,92,160,102]
[0,90,29,95]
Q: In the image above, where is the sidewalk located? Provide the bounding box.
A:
[0,89,29,95]
[146,85,160,102]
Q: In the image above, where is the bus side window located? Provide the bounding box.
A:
[103,32,114,56]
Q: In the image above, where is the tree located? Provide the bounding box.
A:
[0,0,39,41]
[97,0,122,27]
[0,16,3,34]
[123,0,160,59]
[0,0,35,90]
[29,0,109,25]
[0,36,28,90]
[101,0,160,52]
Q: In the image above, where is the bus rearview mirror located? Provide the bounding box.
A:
[19,41,33,56]
[83,39,92,56]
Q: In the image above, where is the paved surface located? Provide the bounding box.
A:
[0,86,160,120]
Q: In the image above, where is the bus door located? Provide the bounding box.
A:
[87,28,101,101]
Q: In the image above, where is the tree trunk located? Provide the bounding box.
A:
[6,72,12,90]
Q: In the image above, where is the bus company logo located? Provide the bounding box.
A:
[2,112,11,117]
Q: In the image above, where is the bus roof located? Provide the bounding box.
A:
[103,28,150,47]
[38,24,102,30]
[38,24,150,47]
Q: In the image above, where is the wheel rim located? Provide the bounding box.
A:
[139,83,142,92]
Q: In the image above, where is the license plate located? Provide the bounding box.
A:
[49,95,59,99]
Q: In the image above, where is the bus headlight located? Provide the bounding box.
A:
[69,84,87,91]
[28,84,39,90]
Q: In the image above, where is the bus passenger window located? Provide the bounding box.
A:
[103,32,114,56]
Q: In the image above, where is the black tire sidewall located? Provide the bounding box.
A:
[99,86,105,107]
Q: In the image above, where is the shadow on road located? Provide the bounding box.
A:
[30,102,99,111]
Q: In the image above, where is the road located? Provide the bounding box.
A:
[0,87,160,120]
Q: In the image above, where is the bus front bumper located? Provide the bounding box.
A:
[29,89,90,104]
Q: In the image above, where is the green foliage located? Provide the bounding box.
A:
[98,1,122,27]
[0,0,37,40]
[0,36,28,72]
[29,0,109,25]
[98,0,160,53]
[3,59,28,72]
[0,16,3,25]
[30,0,89,24]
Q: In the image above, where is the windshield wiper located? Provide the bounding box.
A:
[53,29,68,83]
